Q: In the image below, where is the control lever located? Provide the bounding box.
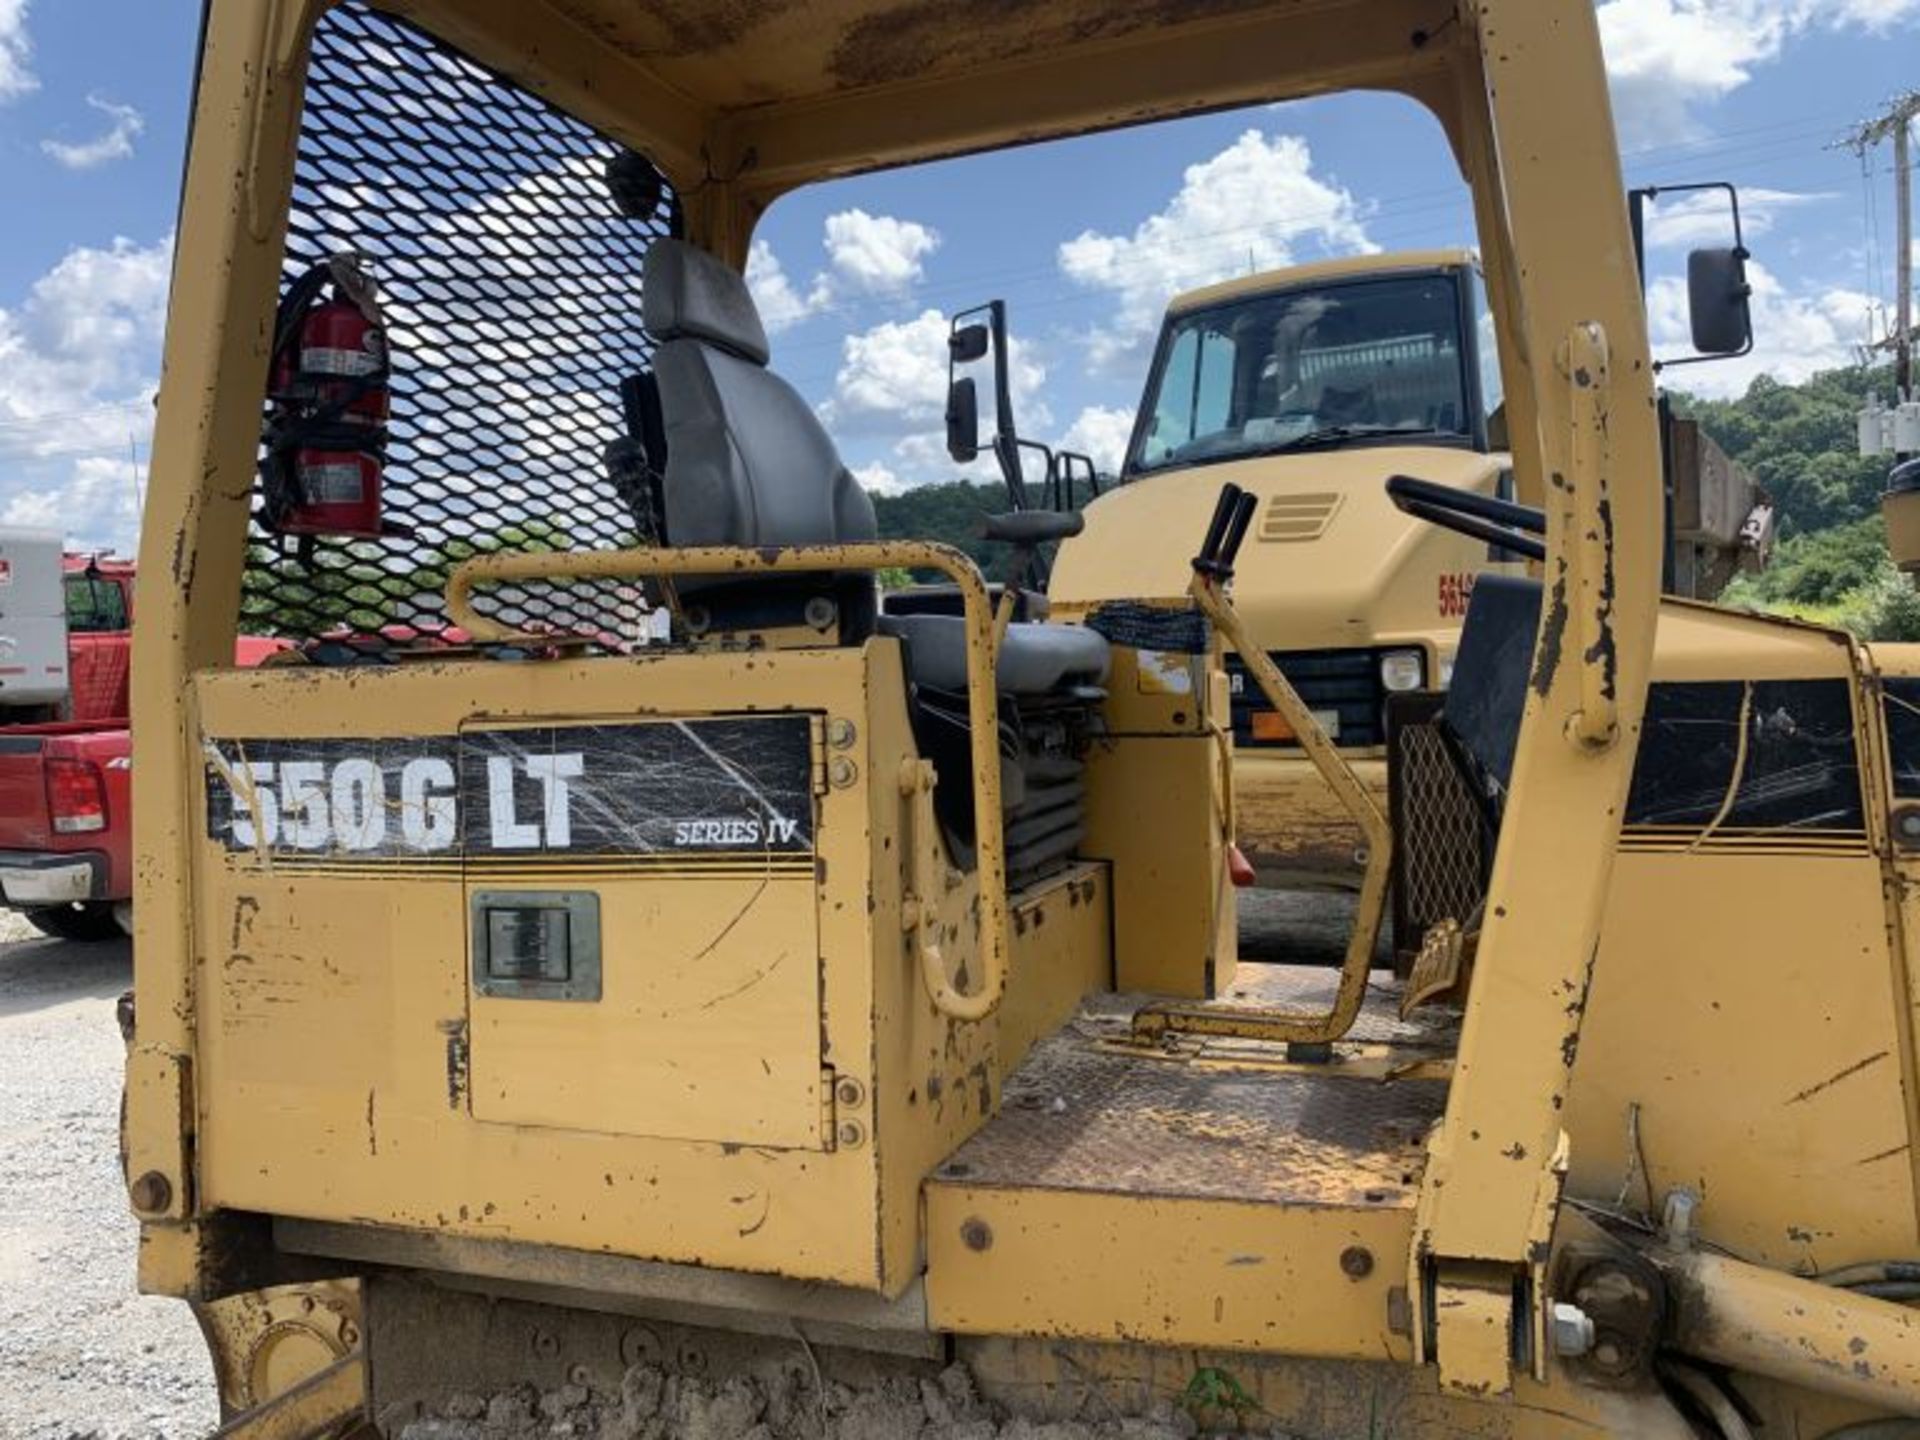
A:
[1193,483,1259,580]
[1386,473,1547,562]
[1145,478,1392,1050]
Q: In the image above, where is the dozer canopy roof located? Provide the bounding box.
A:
[383,0,1468,253]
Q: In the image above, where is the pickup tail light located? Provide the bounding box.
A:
[47,757,108,834]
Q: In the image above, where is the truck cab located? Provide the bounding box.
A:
[1051,251,1518,886]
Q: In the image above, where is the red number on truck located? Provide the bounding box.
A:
[1438,572,1477,618]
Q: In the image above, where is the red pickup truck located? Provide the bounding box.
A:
[0,555,284,940]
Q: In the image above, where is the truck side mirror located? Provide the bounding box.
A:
[1687,247,1753,357]
[949,324,990,364]
[946,377,980,463]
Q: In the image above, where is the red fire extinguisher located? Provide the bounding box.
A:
[261,253,397,539]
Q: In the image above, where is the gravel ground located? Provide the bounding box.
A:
[0,912,220,1440]
[0,891,1355,1440]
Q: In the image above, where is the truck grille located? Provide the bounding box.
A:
[1225,648,1388,749]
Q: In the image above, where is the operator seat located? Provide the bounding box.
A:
[642,238,878,635]
[641,237,1108,697]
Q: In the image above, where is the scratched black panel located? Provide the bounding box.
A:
[1884,677,1920,800]
[1625,679,1864,832]
[457,719,813,856]
[205,716,813,858]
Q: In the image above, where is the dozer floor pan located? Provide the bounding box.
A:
[926,964,1456,1358]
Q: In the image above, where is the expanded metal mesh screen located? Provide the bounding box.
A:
[242,1,672,648]
[1387,699,1488,969]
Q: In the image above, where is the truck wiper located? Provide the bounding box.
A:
[1274,423,1446,452]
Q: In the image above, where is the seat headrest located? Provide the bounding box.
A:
[642,238,770,365]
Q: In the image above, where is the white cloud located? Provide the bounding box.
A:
[743,211,939,333]
[3,456,142,552]
[1061,406,1136,475]
[1642,187,1829,250]
[41,95,145,170]
[1057,130,1374,370]
[822,307,1047,437]
[0,234,174,553]
[851,459,910,496]
[745,238,828,335]
[0,0,34,103]
[1648,260,1875,397]
[1599,0,1920,145]
[822,209,939,294]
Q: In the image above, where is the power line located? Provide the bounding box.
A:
[0,399,154,433]
[1837,94,1918,407]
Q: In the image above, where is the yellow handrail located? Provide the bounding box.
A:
[444,540,1010,1023]
[1132,562,1393,1047]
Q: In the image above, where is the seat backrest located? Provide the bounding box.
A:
[642,239,875,551]
[1440,573,1542,794]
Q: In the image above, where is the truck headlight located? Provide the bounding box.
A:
[1379,649,1426,693]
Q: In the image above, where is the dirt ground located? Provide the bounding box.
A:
[0,892,1359,1439]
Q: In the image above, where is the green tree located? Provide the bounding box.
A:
[872,479,1020,582]
[1720,517,1890,609]
[1673,363,1895,536]
[239,539,400,636]
[404,517,575,597]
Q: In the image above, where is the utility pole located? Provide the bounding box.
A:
[1843,93,1919,404]
[1901,112,1913,409]
[1844,94,1920,463]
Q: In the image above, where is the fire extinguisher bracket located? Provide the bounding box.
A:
[261,254,393,539]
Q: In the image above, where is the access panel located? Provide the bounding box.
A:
[204,713,828,1150]
[457,715,826,1149]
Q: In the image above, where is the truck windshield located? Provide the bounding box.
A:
[1128,271,1472,475]
[65,573,129,633]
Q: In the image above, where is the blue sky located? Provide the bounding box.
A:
[0,0,1915,550]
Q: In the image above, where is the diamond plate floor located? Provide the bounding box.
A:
[945,965,1453,1211]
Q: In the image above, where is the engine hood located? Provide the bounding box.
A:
[1049,446,1511,651]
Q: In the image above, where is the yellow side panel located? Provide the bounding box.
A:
[1566,853,1918,1268]
[998,864,1112,1080]
[469,873,822,1148]
[1084,735,1232,997]
[187,650,890,1289]
[927,1184,1413,1360]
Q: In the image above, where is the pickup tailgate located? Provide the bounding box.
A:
[0,725,131,893]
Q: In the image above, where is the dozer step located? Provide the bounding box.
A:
[926,965,1454,1360]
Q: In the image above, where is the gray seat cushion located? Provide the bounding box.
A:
[881,614,1110,696]
[642,239,875,552]
[642,239,769,365]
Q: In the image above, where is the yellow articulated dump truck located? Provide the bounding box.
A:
[128,2,1920,1437]
[1050,251,1522,889]
[1050,251,1773,891]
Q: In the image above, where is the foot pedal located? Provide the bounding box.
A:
[1402,918,1474,1017]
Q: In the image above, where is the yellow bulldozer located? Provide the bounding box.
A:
[125,1,1920,1436]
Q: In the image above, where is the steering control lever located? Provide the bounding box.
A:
[1386,473,1547,562]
